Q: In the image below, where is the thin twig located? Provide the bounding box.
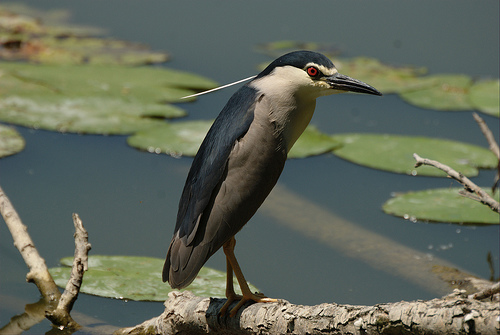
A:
[472,112,500,193]
[413,153,500,213]
[46,213,91,330]
[472,112,500,160]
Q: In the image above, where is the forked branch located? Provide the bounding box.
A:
[0,185,90,330]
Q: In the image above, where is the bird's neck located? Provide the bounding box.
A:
[264,91,317,153]
[280,98,316,152]
[250,74,319,153]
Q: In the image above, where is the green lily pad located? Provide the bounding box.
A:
[0,96,183,134]
[331,134,497,177]
[17,36,169,66]
[127,120,340,159]
[468,79,500,117]
[334,57,428,94]
[127,120,210,157]
[288,125,341,158]
[383,188,499,225]
[0,62,216,99]
[0,124,25,158]
[48,255,259,301]
[399,74,474,111]
[0,62,217,134]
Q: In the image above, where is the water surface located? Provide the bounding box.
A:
[1,1,498,332]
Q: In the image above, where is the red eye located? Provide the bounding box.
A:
[306,66,319,77]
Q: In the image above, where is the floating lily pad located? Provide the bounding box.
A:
[49,255,259,301]
[288,125,341,158]
[334,57,428,94]
[0,3,96,34]
[0,4,159,65]
[331,134,497,177]
[0,62,216,98]
[127,120,210,157]
[468,79,500,117]
[0,5,47,36]
[14,36,169,66]
[127,120,340,159]
[0,96,183,134]
[383,188,499,225]
[0,124,24,158]
[0,62,217,134]
[399,74,474,111]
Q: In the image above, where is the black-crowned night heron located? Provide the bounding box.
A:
[163,50,381,316]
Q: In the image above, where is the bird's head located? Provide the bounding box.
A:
[253,50,382,99]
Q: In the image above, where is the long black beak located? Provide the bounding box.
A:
[327,73,382,96]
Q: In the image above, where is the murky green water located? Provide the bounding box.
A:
[1,0,498,332]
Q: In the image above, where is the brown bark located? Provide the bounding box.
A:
[116,289,499,335]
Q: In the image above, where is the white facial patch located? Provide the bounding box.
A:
[303,62,338,77]
[250,63,340,101]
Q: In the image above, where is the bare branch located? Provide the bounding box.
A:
[413,153,500,213]
[0,185,86,330]
[472,112,500,193]
[46,213,91,330]
[473,112,500,160]
[0,186,61,304]
[115,291,499,335]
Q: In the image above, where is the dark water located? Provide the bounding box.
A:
[1,0,499,332]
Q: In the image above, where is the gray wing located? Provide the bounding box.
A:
[163,85,258,287]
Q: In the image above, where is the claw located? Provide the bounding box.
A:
[228,292,277,317]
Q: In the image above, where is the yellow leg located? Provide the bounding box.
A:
[219,237,277,317]
[218,250,242,316]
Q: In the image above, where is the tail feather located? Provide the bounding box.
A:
[162,235,211,289]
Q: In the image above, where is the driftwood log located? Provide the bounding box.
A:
[116,290,499,335]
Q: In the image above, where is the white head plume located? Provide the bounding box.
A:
[181,75,256,99]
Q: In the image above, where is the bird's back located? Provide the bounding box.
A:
[163,86,288,288]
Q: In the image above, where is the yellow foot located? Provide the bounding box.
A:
[220,292,278,317]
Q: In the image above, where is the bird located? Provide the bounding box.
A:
[162,50,382,316]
